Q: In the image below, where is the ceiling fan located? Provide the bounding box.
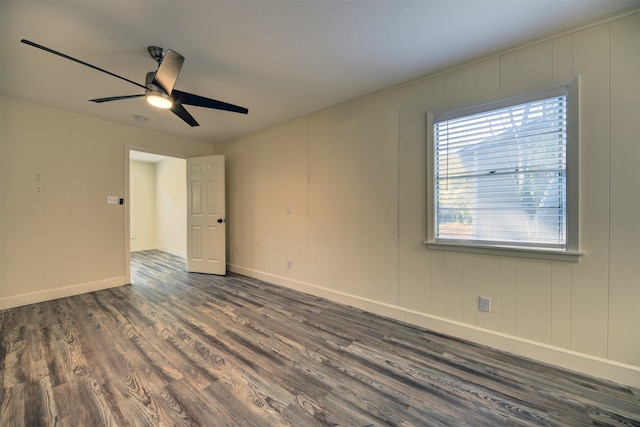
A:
[21,39,249,127]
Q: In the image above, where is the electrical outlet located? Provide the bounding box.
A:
[287,260,292,270]
[479,296,491,312]
[107,196,118,204]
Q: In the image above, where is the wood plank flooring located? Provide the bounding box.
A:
[1,250,639,426]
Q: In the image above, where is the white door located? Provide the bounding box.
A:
[186,155,226,275]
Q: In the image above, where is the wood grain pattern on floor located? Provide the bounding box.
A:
[1,250,639,426]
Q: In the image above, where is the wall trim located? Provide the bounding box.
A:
[131,244,158,252]
[228,263,640,389]
[131,247,186,258]
[0,276,127,310]
[156,246,187,259]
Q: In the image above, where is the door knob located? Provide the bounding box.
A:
[217,218,227,223]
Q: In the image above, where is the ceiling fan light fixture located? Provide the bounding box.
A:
[146,91,172,109]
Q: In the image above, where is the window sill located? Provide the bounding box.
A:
[424,241,584,262]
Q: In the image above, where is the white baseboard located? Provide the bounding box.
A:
[0,276,127,310]
[131,246,186,259]
[228,263,640,389]
[130,243,157,252]
[156,246,187,258]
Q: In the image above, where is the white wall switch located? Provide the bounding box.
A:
[107,196,118,204]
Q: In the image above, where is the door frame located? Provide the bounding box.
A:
[124,145,186,284]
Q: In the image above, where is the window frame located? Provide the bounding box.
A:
[425,77,583,262]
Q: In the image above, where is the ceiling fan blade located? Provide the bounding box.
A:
[171,103,199,127]
[21,39,147,91]
[172,89,248,115]
[90,94,144,103]
[152,49,184,95]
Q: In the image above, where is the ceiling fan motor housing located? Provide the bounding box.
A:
[144,71,173,109]
[145,71,164,93]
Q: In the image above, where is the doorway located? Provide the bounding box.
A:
[127,149,187,281]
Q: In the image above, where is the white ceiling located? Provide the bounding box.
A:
[2,1,638,144]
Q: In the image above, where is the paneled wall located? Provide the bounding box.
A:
[222,13,640,385]
[0,99,212,309]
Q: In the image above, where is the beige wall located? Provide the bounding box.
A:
[130,160,157,252]
[155,158,187,257]
[0,99,212,309]
[221,13,640,386]
[129,157,186,255]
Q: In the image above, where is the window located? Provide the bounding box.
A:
[427,79,581,261]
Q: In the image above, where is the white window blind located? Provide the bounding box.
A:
[433,90,568,249]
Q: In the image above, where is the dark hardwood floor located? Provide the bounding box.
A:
[1,250,639,426]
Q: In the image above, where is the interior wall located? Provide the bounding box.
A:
[129,157,186,256]
[0,98,213,309]
[155,158,187,257]
[130,160,157,252]
[221,13,640,386]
